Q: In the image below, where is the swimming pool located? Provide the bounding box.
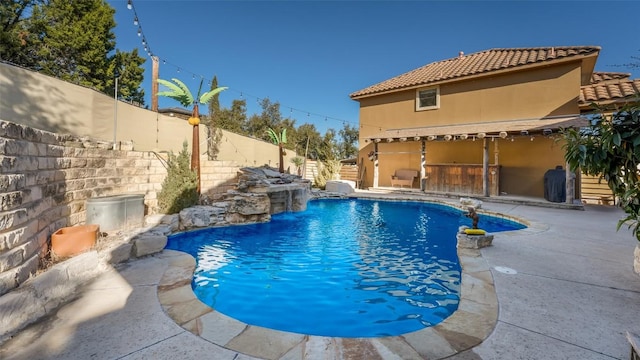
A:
[166,198,525,337]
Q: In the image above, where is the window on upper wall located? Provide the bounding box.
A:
[415,86,440,111]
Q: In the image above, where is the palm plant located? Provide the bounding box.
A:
[267,127,287,173]
[290,156,304,176]
[157,78,227,193]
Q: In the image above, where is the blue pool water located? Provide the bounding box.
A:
[166,199,525,337]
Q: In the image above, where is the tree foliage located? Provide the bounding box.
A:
[204,75,223,159]
[29,0,116,90]
[157,142,198,214]
[106,48,146,105]
[339,123,359,159]
[0,0,147,104]
[293,123,323,160]
[563,106,640,240]
[216,99,248,134]
[0,0,43,65]
[245,98,288,141]
[192,89,359,163]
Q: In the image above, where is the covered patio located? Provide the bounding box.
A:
[364,115,588,205]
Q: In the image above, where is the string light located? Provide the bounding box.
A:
[123,0,368,130]
[127,0,153,56]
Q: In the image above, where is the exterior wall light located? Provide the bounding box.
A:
[444,134,453,141]
[477,132,486,139]
[499,131,508,138]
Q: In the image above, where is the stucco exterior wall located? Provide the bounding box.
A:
[356,62,583,198]
[0,62,295,170]
[358,62,582,141]
[216,129,298,170]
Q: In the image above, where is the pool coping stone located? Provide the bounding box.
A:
[157,243,500,360]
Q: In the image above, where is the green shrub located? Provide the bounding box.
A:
[313,159,342,189]
[157,142,198,214]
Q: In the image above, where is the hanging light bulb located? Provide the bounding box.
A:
[134,16,138,25]
[142,38,146,45]
[127,0,132,10]
[137,28,141,36]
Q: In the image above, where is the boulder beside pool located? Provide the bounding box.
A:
[325,180,356,194]
[457,225,494,249]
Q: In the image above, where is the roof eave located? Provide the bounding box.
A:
[351,50,600,101]
[579,97,640,111]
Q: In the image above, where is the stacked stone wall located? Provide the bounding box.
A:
[0,121,243,296]
[201,159,240,195]
[0,121,168,296]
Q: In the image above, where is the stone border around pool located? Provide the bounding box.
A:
[157,197,546,359]
[158,246,495,360]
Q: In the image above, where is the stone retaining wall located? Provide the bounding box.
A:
[0,121,241,296]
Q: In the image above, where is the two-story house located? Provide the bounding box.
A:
[350,46,609,203]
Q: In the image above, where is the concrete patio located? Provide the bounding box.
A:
[1,194,639,359]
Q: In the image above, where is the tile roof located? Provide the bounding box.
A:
[365,116,587,141]
[350,46,600,99]
[579,78,640,106]
[590,71,630,84]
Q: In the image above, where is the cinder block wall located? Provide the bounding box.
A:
[0,121,241,296]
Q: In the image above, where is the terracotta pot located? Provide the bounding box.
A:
[51,224,99,257]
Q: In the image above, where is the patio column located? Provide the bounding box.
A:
[420,139,426,191]
[565,161,575,204]
[373,141,379,188]
[494,138,499,165]
[483,138,489,197]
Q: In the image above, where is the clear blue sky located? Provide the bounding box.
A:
[107,0,640,135]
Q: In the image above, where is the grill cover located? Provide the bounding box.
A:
[544,167,566,203]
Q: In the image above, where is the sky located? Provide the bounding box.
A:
[107,0,640,135]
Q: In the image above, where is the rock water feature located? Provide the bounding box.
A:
[179,166,311,231]
[236,166,311,214]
